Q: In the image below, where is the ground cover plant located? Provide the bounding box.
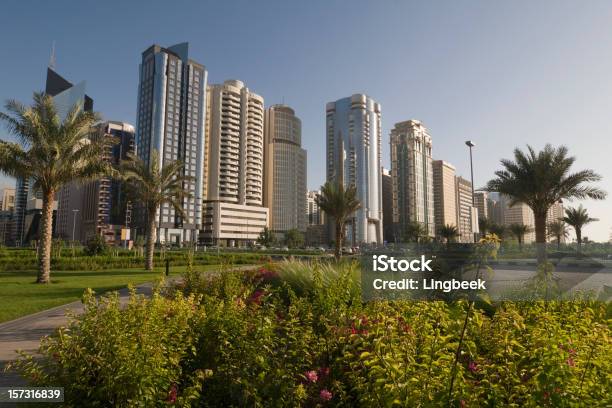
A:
[6,259,611,407]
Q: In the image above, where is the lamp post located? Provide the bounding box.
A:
[465,140,477,243]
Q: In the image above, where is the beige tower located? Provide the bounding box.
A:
[432,160,457,233]
[202,80,268,246]
[455,176,474,243]
[263,105,307,235]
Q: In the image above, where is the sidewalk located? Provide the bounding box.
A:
[0,281,160,387]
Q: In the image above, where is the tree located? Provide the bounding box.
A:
[478,217,492,236]
[489,223,507,240]
[315,182,361,260]
[403,221,428,244]
[509,223,532,251]
[547,220,569,250]
[284,228,304,249]
[257,227,275,247]
[0,93,108,283]
[485,145,606,262]
[438,224,459,248]
[562,205,598,254]
[119,150,192,270]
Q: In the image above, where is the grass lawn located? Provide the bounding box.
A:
[0,264,222,323]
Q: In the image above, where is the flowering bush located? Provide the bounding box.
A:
[6,262,611,407]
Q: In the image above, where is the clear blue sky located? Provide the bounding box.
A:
[1,0,611,241]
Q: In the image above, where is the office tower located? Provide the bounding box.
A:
[0,188,15,212]
[202,80,268,246]
[14,68,84,245]
[264,105,307,235]
[307,190,325,226]
[473,192,488,221]
[326,94,383,244]
[455,176,475,242]
[381,168,396,243]
[546,201,565,243]
[75,121,135,244]
[499,194,536,243]
[135,43,207,245]
[432,160,458,234]
[390,120,435,238]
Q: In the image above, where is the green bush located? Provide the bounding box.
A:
[84,235,108,256]
[7,261,611,407]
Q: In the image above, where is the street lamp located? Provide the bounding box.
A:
[465,141,477,243]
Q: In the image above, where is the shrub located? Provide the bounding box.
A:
[83,235,108,256]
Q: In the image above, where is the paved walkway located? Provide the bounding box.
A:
[0,281,163,388]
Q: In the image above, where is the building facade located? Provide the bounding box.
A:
[455,176,475,243]
[264,105,307,235]
[326,94,383,244]
[201,80,267,246]
[135,43,207,245]
[307,190,325,226]
[390,120,435,238]
[381,168,397,243]
[473,192,488,221]
[432,160,457,234]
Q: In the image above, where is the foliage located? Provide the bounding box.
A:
[547,220,570,249]
[8,260,611,407]
[0,93,109,283]
[257,227,276,247]
[284,228,305,249]
[563,205,598,252]
[315,182,361,260]
[84,234,108,256]
[438,224,459,244]
[403,221,429,243]
[509,223,533,249]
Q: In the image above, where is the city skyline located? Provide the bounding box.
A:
[0,1,611,241]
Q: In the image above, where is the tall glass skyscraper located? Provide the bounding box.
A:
[325,94,383,244]
[264,105,307,235]
[135,43,207,245]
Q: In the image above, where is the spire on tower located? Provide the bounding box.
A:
[49,41,56,70]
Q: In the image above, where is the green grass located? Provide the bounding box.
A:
[0,264,222,323]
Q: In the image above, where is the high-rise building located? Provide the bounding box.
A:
[390,120,435,238]
[76,121,135,244]
[135,43,207,245]
[381,168,397,243]
[202,80,268,246]
[0,188,15,212]
[473,192,488,221]
[15,68,84,245]
[307,190,325,226]
[455,176,475,242]
[499,194,536,243]
[432,160,457,234]
[326,94,383,244]
[264,105,307,235]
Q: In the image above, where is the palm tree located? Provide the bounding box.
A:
[438,224,459,248]
[489,223,507,240]
[485,145,606,262]
[257,227,275,247]
[478,217,492,236]
[315,181,361,260]
[547,220,569,250]
[562,205,598,254]
[0,93,108,283]
[509,223,532,251]
[404,221,428,244]
[119,150,193,270]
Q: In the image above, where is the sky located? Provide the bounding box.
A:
[0,0,611,242]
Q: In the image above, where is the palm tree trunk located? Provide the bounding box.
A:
[534,214,547,264]
[335,221,343,261]
[37,190,55,284]
[145,210,157,271]
[576,228,582,255]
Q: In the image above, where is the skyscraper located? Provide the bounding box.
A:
[15,68,88,245]
[264,105,307,235]
[390,120,435,238]
[201,80,268,246]
[473,192,488,221]
[135,43,207,245]
[455,176,475,243]
[326,94,382,244]
[432,160,457,233]
[381,168,396,243]
[0,188,15,212]
[307,190,325,226]
[78,122,135,244]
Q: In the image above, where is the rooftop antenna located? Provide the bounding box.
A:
[49,41,56,70]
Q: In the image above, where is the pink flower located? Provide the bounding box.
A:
[166,383,178,403]
[305,370,318,383]
[320,389,332,401]
[318,367,330,377]
[468,361,479,373]
[566,357,575,367]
